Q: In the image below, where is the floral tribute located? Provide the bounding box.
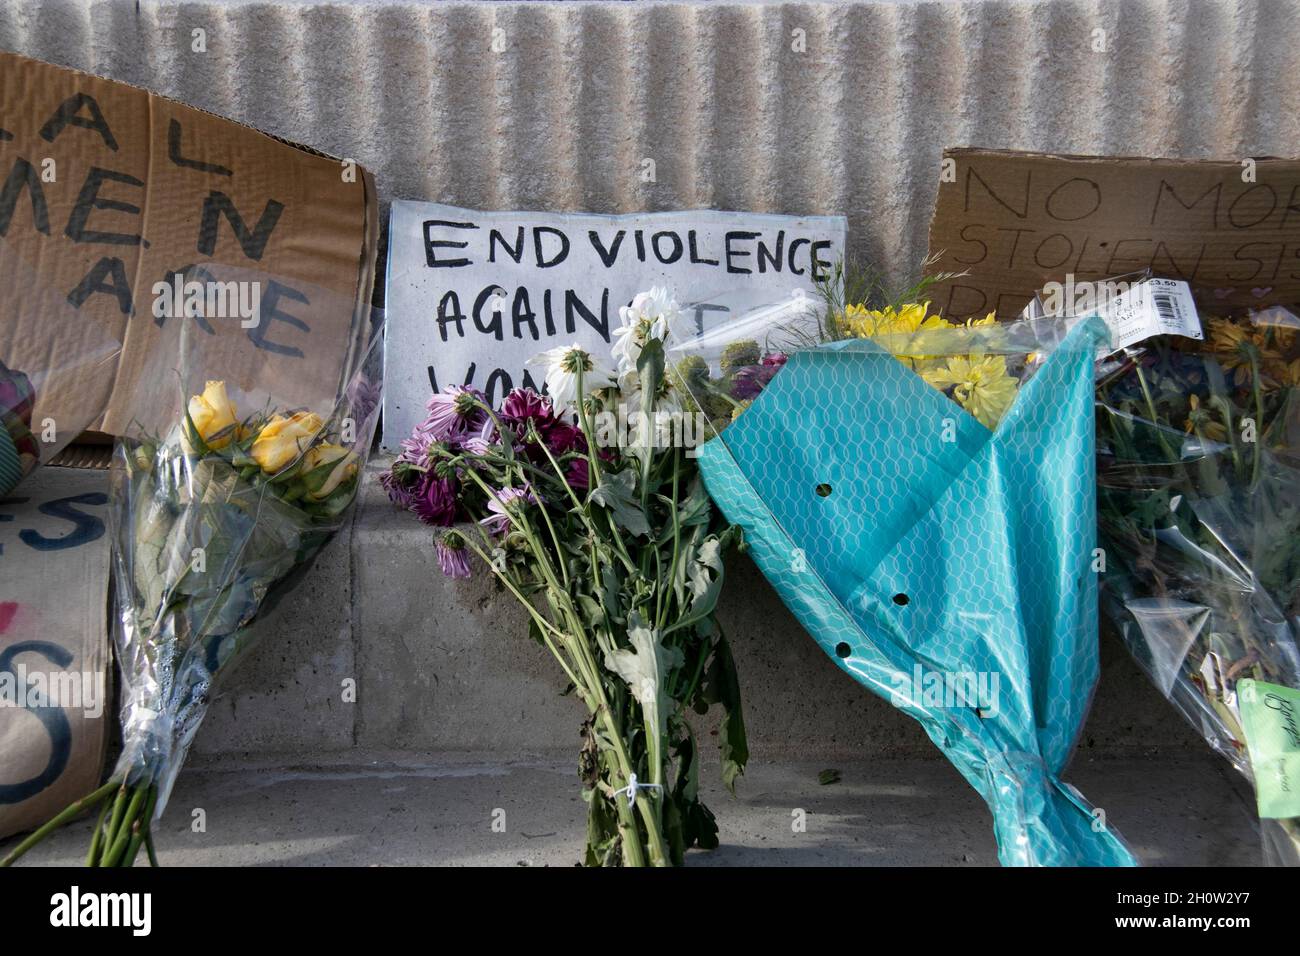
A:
[381,288,748,867]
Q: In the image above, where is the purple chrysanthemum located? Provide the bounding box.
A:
[423,385,489,448]
[565,457,590,491]
[412,473,459,527]
[500,387,554,425]
[480,485,534,535]
[499,387,587,456]
[380,466,418,509]
[460,418,499,457]
[436,532,472,579]
[730,352,788,400]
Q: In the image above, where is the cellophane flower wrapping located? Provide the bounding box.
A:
[1091,294,1300,866]
[671,297,1137,866]
[0,240,124,494]
[107,300,385,832]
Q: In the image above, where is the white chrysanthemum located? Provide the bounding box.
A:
[612,286,682,375]
[526,342,615,411]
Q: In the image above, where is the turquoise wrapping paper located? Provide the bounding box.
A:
[697,316,1136,866]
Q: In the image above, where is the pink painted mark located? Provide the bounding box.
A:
[0,601,19,634]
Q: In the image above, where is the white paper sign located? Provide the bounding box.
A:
[382,203,847,448]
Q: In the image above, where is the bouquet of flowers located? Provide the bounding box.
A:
[381,288,748,867]
[2,324,383,868]
[1094,301,1300,866]
[672,281,1137,866]
[0,359,37,496]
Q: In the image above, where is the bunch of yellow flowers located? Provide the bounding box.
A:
[186,380,358,502]
[841,302,1019,430]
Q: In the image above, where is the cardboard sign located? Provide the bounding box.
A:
[0,467,110,839]
[383,203,846,447]
[925,148,1300,320]
[0,52,378,440]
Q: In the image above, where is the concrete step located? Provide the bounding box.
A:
[193,460,1216,763]
[12,463,1216,764]
[8,752,1262,867]
[21,461,1216,761]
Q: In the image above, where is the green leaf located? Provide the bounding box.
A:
[588,467,651,537]
[818,768,842,786]
[603,611,683,750]
[670,532,727,633]
[637,338,666,422]
[699,629,749,794]
[654,475,711,544]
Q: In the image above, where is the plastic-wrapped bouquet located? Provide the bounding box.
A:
[2,321,383,868]
[382,287,747,867]
[1094,300,1300,866]
[673,283,1137,866]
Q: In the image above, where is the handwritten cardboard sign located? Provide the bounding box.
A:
[925,148,1300,320]
[383,203,846,447]
[0,52,378,440]
[0,467,109,839]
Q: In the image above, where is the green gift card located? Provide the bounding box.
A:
[1238,679,1300,820]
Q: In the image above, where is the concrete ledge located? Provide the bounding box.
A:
[27,462,1210,761]
[5,752,1262,866]
[200,461,1214,762]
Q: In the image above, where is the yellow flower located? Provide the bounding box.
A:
[251,411,325,473]
[1207,318,1248,353]
[1207,319,1258,386]
[1268,357,1300,388]
[187,381,238,450]
[1184,394,1228,442]
[300,443,359,499]
[842,301,952,339]
[922,354,1019,429]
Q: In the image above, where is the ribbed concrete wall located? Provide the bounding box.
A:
[3,0,1297,291]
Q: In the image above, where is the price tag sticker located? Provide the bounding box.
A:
[1097,277,1203,354]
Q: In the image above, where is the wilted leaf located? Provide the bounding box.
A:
[589,467,651,537]
[604,612,683,748]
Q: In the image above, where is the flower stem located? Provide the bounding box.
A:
[122,787,157,868]
[85,792,114,866]
[98,782,131,861]
[99,783,148,867]
[0,779,118,867]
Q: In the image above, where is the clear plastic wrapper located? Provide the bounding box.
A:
[1087,287,1300,866]
[2,265,383,867]
[111,318,384,818]
[0,238,124,493]
[672,297,1136,866]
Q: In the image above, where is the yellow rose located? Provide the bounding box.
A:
[187,381,238,450]
[251,411,325,473]
[300,443,359,499]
